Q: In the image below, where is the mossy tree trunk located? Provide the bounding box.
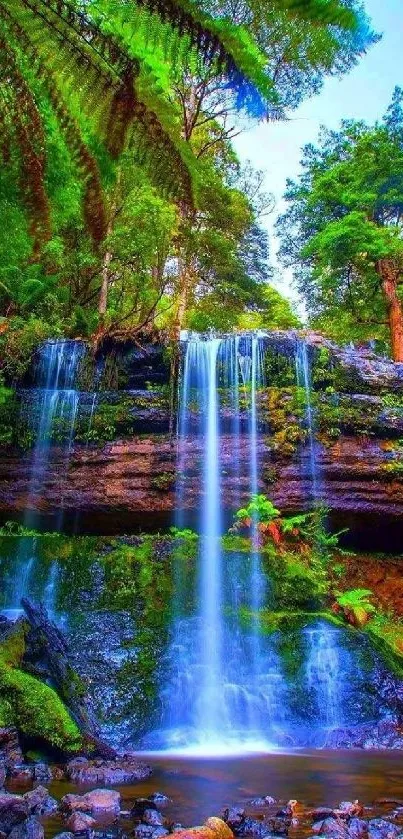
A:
[377,259,403,362]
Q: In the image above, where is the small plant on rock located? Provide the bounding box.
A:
[334,588,376,629]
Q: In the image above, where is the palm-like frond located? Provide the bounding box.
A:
[0,37,51,256]
[0,0,274,260]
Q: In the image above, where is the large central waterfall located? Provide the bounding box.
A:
[141,332,370,754]
[147,333,286,753]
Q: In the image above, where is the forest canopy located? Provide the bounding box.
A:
[277,87,403,360]
[0,0,378,369]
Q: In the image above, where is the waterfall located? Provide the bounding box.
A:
[145,333,288,754]
[23,339,84,523]
[199,339,222,736]
[295,340,319,503]
[2,340,84,620]
[304,622,347,733]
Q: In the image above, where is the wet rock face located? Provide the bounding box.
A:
[1,335,403,546]
[0,433,401,548]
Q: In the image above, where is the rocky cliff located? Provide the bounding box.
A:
[0,332,403,550]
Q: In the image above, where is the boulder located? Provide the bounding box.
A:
[132,800,159,818]
[336,804,364,819]
[133,827,167,839]
[367,820,400,839]
[0,728,23,769]
[8,766,34,783]
[235,819,274,838]
[62,789,120,815]
[169,818,233,839]
[66,812,97,832]
[348,819,369,839]
[33,764,53,783]
[222,808,245,830]
[0,793,28,833]
[8,818,44,839]
[66,757,151,785]
[23,786,58,816]
[312,818,348,838]
[149,794,171,808]
[142,810,164,827]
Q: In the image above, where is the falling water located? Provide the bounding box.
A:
[147,333,287,753]
[305,622,346,732]
[2,340,84,619]
[295,340,319,502]
[1,546,36,621]
[199,339,222,736]
[43,561,60,619]
[23,339,84,520]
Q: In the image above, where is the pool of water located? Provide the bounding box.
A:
[35,749,403,836]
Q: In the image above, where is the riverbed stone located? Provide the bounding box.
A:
[222,808,245,830]
[66,812,97,832]
[133,826,168,839]
[0,793,28,833]
[62,789,120,815]
[312,817,348,838]
[24,786,58,815]
[367,820,400,839]
[66,757,151,785]
[337,803,364,819]
[348,819,369,839]
[149,794,171,807]
[8,817,44,839]
[142,809,164,827]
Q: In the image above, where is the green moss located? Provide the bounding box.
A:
[151,472,175,491]
[221,533,251,552]
[364,616,403,678]
[0,623,27,667]
[0,659,83,752]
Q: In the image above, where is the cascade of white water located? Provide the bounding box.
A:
[3,340,85,620]
[295,340,319,502]
[305,622,347,731]
[199,339,222,739]
[147,333,287,753]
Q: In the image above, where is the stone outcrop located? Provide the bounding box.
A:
[1,334,403,548]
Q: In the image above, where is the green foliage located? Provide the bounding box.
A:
[336,588,376,612]
[0,0,377,342]
[277,88,403,354]
[236,494,280,522]
[0,637,82,752]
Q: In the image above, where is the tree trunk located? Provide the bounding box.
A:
[98,171,121,319]
[98,244,113,318]
[377,259,403,362]
[172,259,189,339]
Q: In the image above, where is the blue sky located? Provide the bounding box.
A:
[234,0,403,310]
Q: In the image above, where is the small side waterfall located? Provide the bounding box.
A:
[295,340,319,503]
[2,340,84,620]
[23,339,84,525]
[304,622,350,736]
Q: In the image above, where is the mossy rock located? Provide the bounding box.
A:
[0,659,83,753]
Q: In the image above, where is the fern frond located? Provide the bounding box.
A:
[0,39,51,257]
[1,8,108,245]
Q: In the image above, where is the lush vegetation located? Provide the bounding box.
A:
[278,88,403,358]
[0,0,377,369]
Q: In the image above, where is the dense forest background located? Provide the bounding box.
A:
[1,0,403,378]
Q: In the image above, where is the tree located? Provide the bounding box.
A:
[0,0,378,339]
[277,88,403,361]
[162,0,376,333]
